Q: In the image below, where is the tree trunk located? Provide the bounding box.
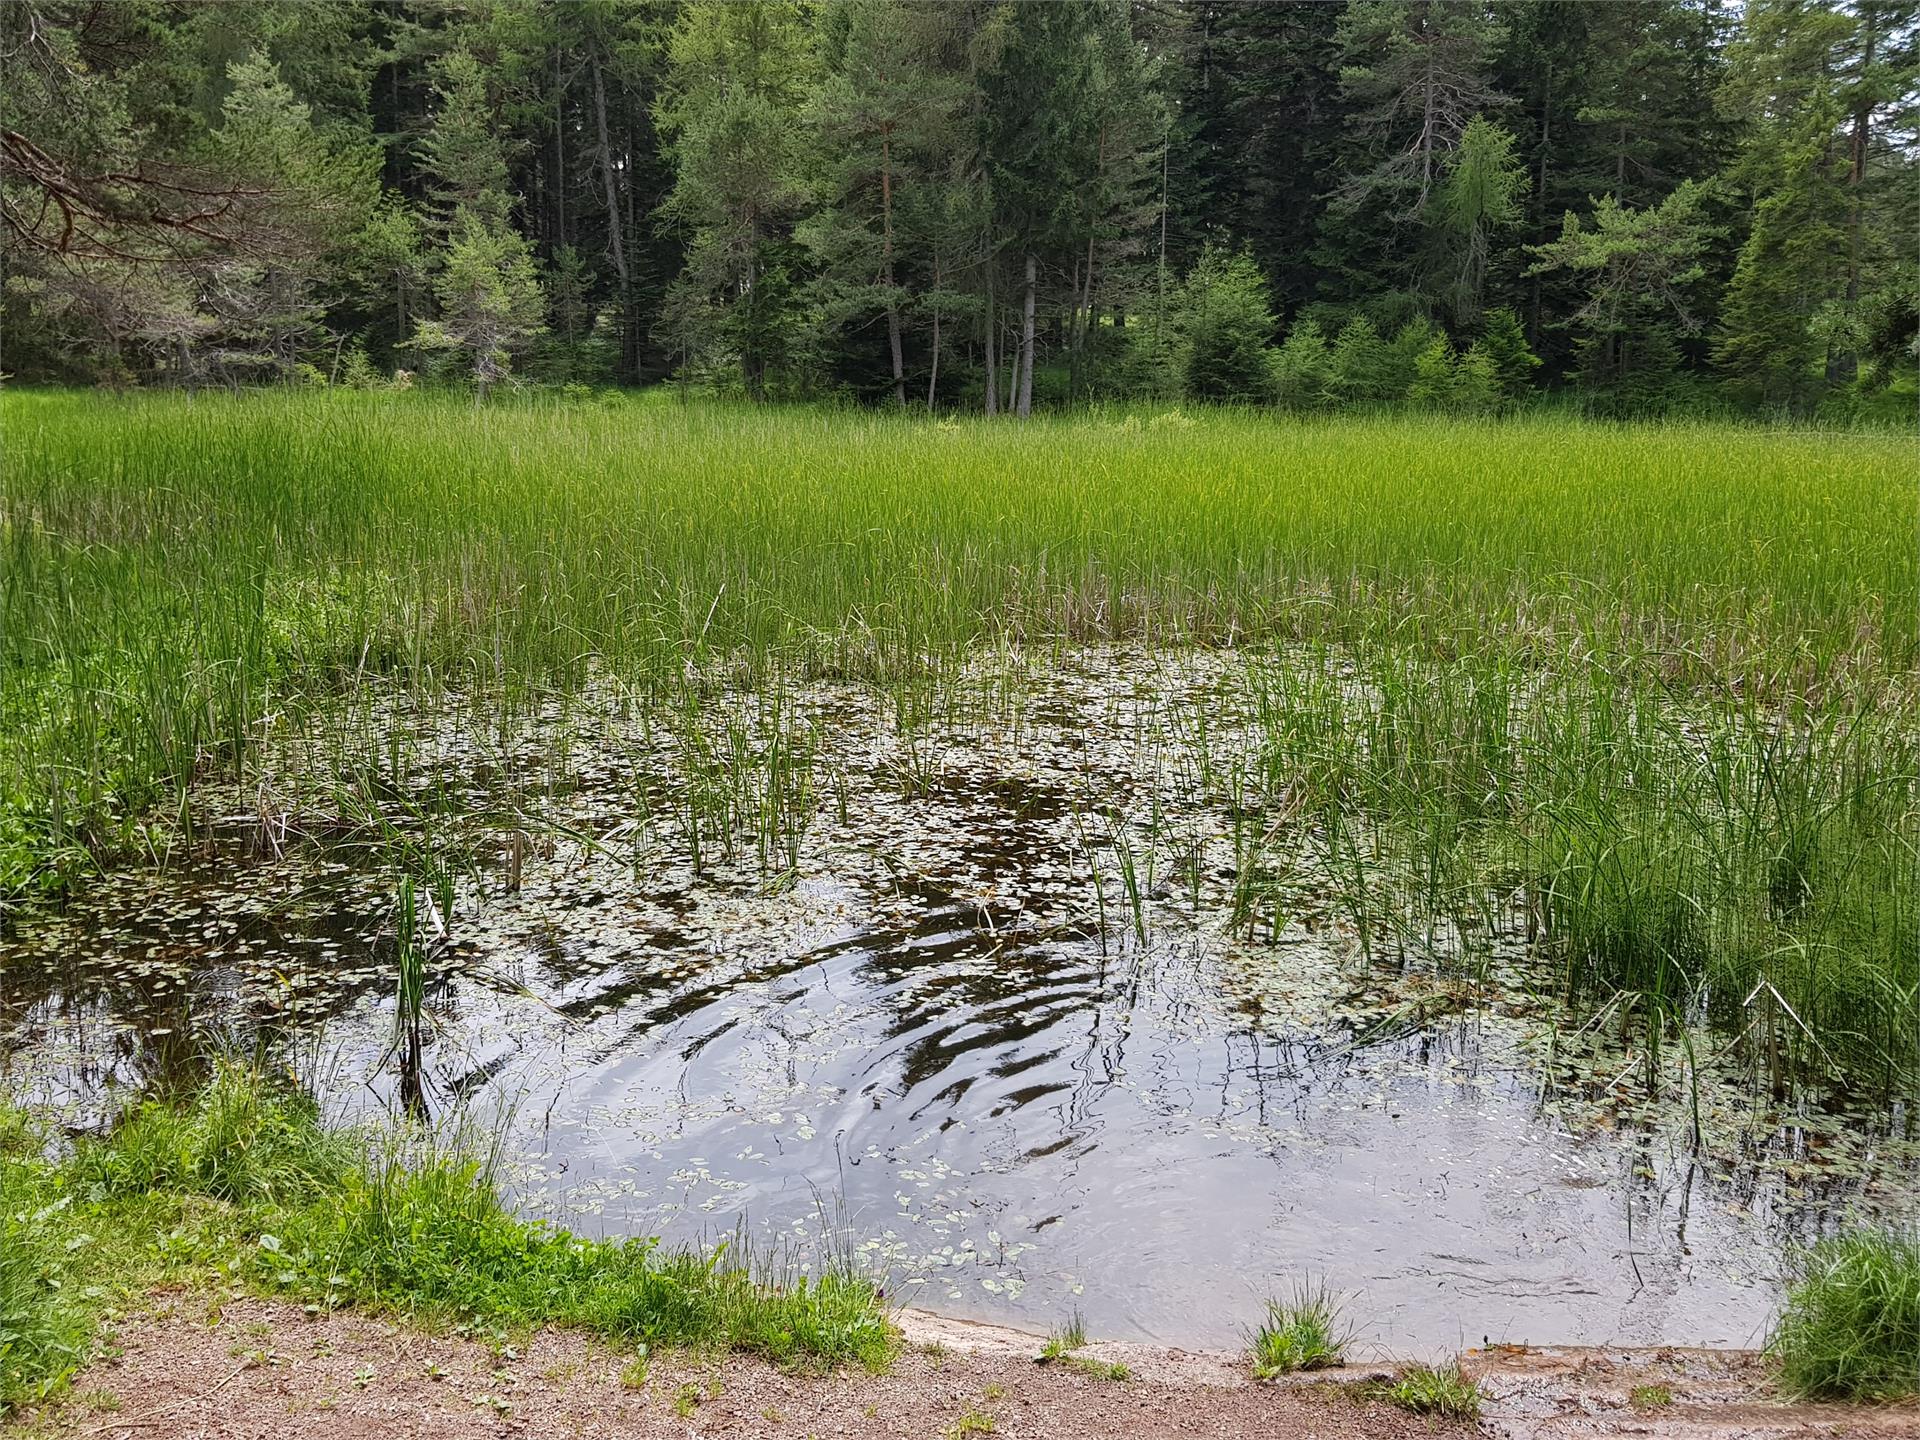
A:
[927,255,942,412]
[1005,305,1018,412]
[1067,254,1082,397]
[554,46,567,252]
[1157,118,1169,343]
[927,305,941,412]
[1838,1,1878,385]
[1530,67,1552,348]
[882,127,905,407]
[590,54,633,383]
[1074,230,1096,396]
[984,276,998,416]
[1017,252,1036,419]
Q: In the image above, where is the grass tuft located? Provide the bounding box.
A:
[1383,1360,1481,1419]
[1248,1283,1349,1378]
[1037,1308,1087,1362]
[1770,1228,1920,1401]
[0,1071,895,1416]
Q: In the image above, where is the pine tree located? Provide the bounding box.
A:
[1407,333,1459,408]
[1328,316,1398,406]
[1476,306,1541,400]
[1320,0,1510,314]
[1712,0,1907,408]
[1272,317,1334,411]
[1713,121,1848,411]
[1173,245,1277,401]
[1162,2,1344,315]
[420,49,513,235]
[1456,341,1501,411]
[1528,183,1715,412]
[655,0,815,397]
[412,214,547,397]
[1435,116,1526,325]
[803,0,970,405]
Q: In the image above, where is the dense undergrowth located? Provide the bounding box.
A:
[0,1067,896,1414]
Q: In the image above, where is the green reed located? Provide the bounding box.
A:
[2,388,1912,1098]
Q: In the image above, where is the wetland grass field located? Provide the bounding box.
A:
[2,389,1917,1405]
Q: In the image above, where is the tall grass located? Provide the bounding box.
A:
[1770,1229,1920,1401]
[1243,648,1919,1099]
[1,389,1912,1097]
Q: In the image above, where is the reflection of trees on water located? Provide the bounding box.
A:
[6,790,1908,1274]
[0,858,405,1105]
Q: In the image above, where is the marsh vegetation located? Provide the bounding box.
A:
[2,390,1916,1404]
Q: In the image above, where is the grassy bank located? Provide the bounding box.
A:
[2,389,1914,1101]
[1771,1228,1920,1401]
[0,1067,895,1413]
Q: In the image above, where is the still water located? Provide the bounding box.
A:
[4,655,1911,1352]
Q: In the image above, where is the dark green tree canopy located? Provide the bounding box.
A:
[2,0,1912,415]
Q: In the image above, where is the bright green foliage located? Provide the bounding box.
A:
[1455,341,1501,411]
[1248,1284,1348,1378]
[1771,1229,1920,1401]
[264,1144,892,1367]
[1436,115,1527,324]
[2,390,1910,907]
[346,201,429,366]
[1408,334,1460,410]
[0,1110,90,1412]
[1476,306,1541,399]
[1038,1309,1088,1361]
[1385,1361,1482,1418]
[1172,246,1276,401]
[1328,317,1399,406]
[1384,317,1440,399]
[73,1066,352,1206]
[1271,318,1334,411]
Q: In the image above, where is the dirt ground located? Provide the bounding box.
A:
[9,1296,1915,1440]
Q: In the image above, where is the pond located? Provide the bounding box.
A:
[5,650,1913,1353]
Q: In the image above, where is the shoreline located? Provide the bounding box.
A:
[10,1293,1912,1440]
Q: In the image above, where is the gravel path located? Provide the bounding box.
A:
[10,1297,1913,1440]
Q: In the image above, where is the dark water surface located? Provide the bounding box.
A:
[4,657,1913,1352]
